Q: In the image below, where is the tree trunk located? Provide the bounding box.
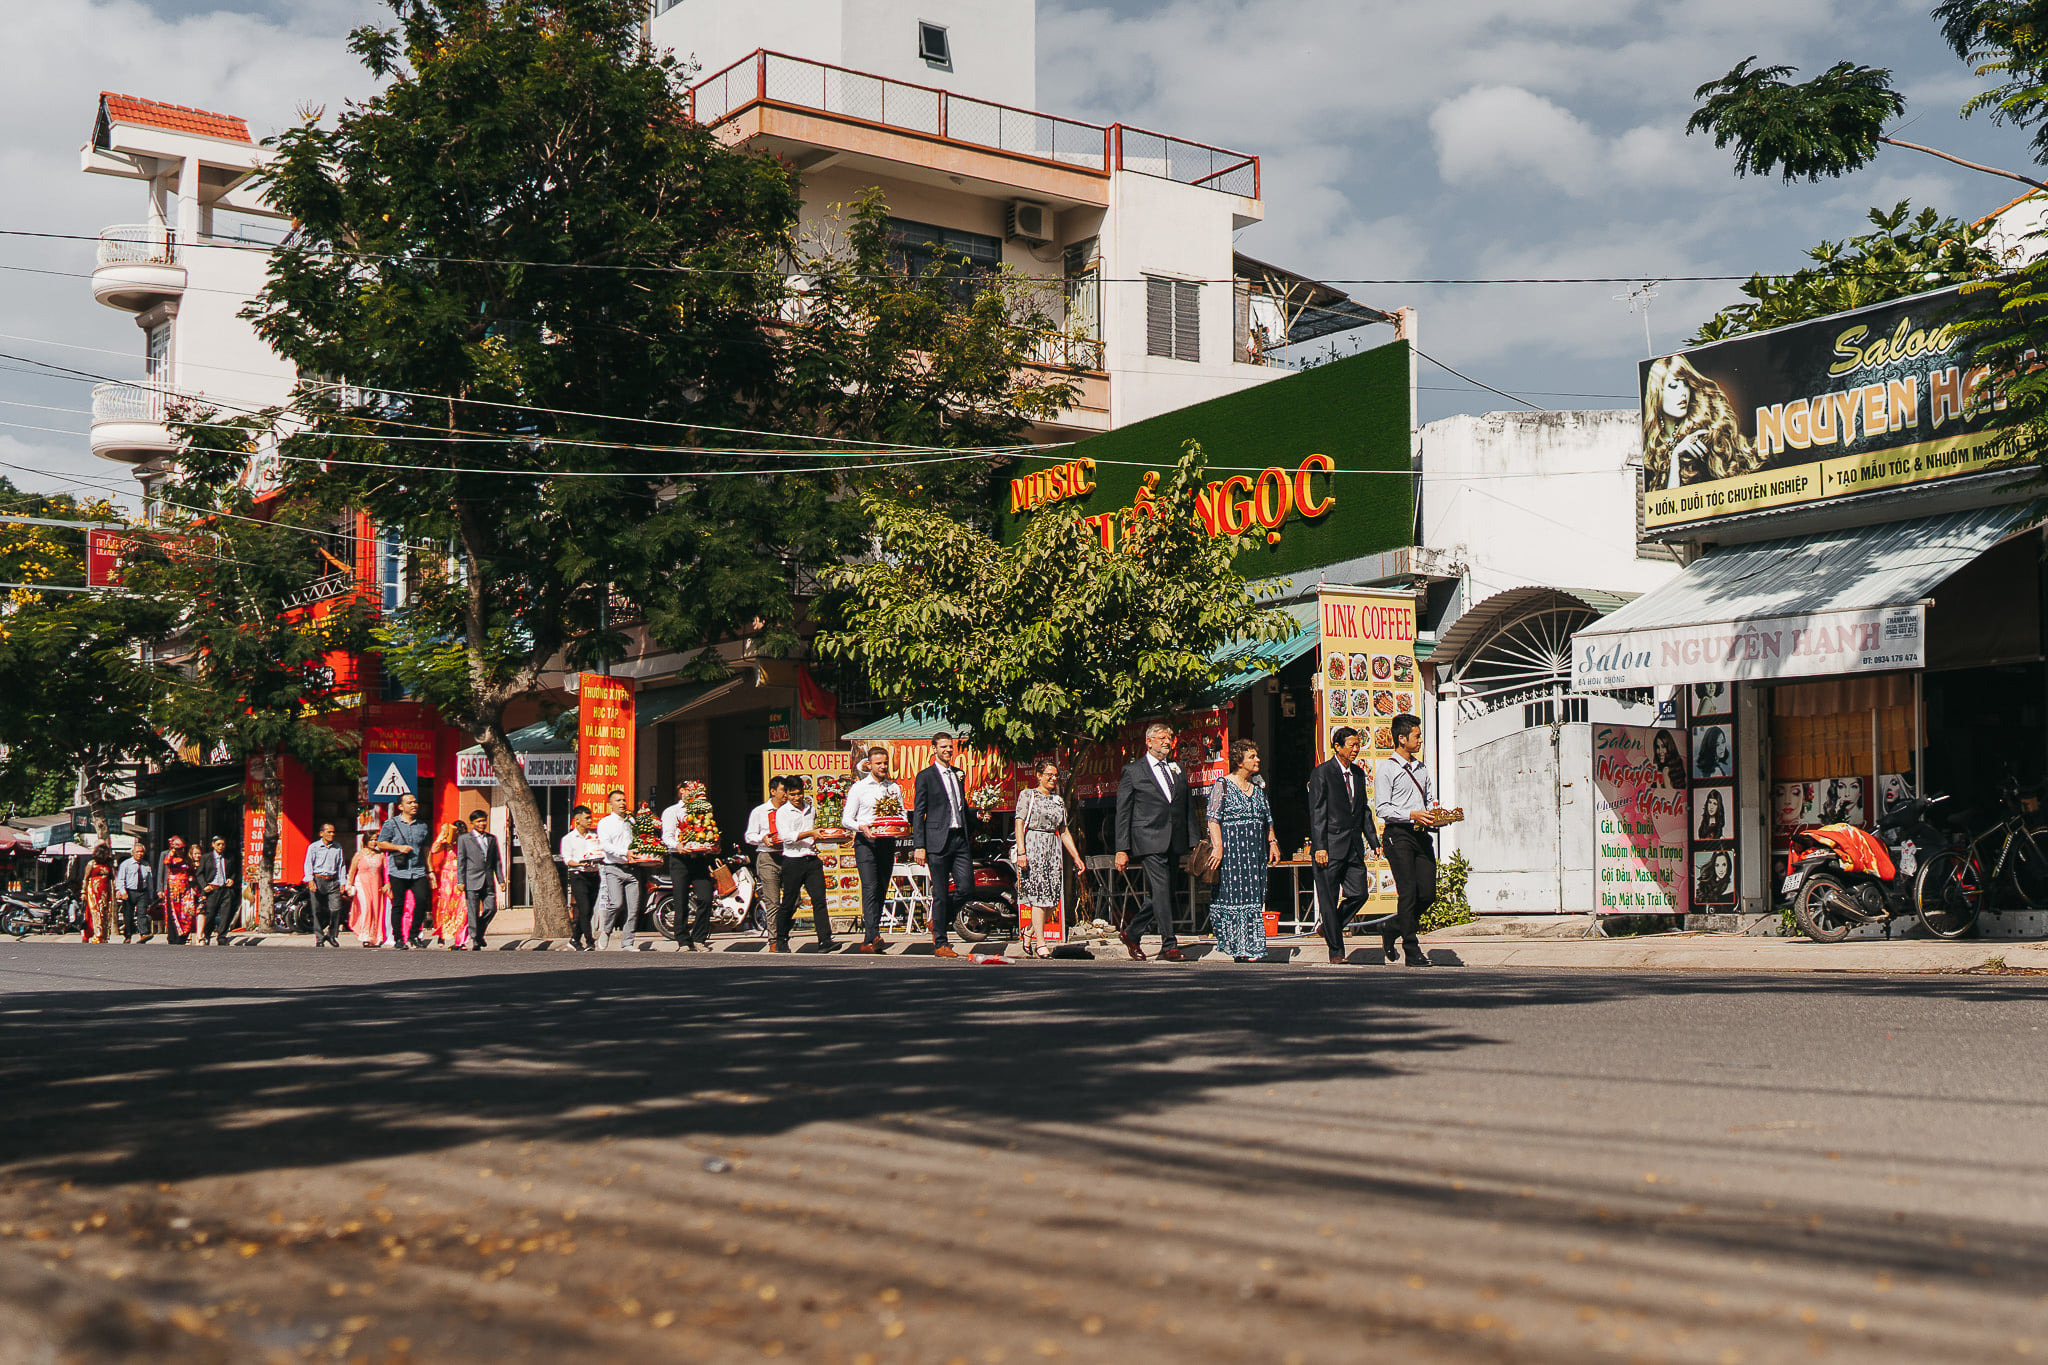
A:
[479,721,570,938]
[256,747,283,931]
[80,751,112,850]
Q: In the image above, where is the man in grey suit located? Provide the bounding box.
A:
[1114,721,1191,961]
[454,809,502,951]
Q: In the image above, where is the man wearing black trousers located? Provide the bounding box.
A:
[200,834,237,945]
[1309,726,1382,964]
[846,747,905,953]
[911,733,973,960]
[454,809,502,950]
[1372,712,1440,967]
[659,782,715,950]
[1114,722,1191,962]
[771,777,836,953]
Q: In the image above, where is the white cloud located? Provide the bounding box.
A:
[1429,86,1604,195]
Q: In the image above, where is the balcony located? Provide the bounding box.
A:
[92,225,185,311]
[689,51,1258,202]
[90,381,177,463]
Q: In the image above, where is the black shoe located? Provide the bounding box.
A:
[1403,939,1433,967]
[1383,942,1399,964]
[394,941,409,951]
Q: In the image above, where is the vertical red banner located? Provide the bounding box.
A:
[575,674,635,813]
[85,528,128,588]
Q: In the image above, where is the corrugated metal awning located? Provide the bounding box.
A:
[1201,600,1320,703]
[1571,505,2033,690]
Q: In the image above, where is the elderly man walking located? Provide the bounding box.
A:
[1114,722,1191,962]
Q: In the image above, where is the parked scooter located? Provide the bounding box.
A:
[1785,791,1971,942]
[1,888,83,938]
[648,853,758,939]
[950,839,1019,942]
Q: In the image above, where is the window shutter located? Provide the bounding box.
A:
[1146,276,1174,358]
[1173,279,1201,362]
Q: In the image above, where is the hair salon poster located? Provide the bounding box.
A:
[1593,725,1688,916]
[1639,284,2021,532]
[1689,683,1738,912]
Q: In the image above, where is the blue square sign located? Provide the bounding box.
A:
[367,752,419,800]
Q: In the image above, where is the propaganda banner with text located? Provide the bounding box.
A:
[574,674,635,813]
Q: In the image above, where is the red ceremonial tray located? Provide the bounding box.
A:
[813,826,852,842]
[867,817,912,838]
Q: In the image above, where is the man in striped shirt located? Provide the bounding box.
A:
[1371,712,1441,968]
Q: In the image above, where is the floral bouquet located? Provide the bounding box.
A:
[969,782,1008,811]
[677,780,721,852]
[867,789,911,838]
[628,802,666,865]
[813,773,851,841]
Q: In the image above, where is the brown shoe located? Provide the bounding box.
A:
[1158,946,1186,962]
[1121,932,1148,961]
[858,942,881,954]
[932,944,960,959]
[1328,948,1349,964]
[767,942,788,953]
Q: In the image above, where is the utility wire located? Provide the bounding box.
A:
[1416,350,1546,412]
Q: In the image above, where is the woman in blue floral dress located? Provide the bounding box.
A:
[1205,739,1280,962]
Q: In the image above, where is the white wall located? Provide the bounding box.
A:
[170,237,295,418]
[1421,410,1677,603]
[652,0,1035,108]
[1101,171,1278,426]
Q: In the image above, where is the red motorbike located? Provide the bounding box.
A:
[1784,792,1974,942]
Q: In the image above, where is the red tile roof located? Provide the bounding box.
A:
[97,92,251,144]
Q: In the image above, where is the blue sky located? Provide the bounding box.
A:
[2,0,2043,506]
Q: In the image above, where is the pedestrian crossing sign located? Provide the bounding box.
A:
[367,752,418,800]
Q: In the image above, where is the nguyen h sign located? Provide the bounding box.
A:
[1639,286,2023,533]
[1573,605,1924,691]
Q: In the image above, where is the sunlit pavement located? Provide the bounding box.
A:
[3,944,2044,1363]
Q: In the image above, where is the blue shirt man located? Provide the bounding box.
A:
[373,791,432,948]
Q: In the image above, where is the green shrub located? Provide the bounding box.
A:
[1424,852,1475,931]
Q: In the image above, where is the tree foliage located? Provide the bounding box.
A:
[0,480,168,840]
[1690,201,1999,343]
[815,443,1294,834]
[1688,58,1907,184]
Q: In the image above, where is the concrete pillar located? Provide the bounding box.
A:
[175,156,201,244]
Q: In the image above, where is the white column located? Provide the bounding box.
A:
[176,156,201,244]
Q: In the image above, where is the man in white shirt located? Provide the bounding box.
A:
[595,789,641,950]
[845,746,905,953]
[742,778,791,937]
[559,804,602,951]
[659,782,715,951]
[769,776,837,954]
[1371,713,1441,968]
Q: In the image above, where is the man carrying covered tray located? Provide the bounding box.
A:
[845,746,908,953]
[1372,712,1462,968]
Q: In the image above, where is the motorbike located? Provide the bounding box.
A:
[648,853,758,939]
[1,888,84,938]
[268,881,314,935]
[951,839,1019,943]
[1784,791,1971,942]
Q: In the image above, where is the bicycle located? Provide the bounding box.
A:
[1914,778,2048,936]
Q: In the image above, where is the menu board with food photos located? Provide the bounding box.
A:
[1315,587,1421,914]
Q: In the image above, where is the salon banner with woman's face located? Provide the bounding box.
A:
[1593,725,1688,916]
[1639,286,2022,532]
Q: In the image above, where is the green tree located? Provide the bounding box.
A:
[220,0,1086,935]
[1691,201,1999,343]
[128,456,372,928]
[814,443,1294,838]
[0,480,169,843]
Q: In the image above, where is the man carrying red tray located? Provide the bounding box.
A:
[845,746,908,953]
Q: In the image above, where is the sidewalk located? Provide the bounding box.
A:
[31,912,2048,972]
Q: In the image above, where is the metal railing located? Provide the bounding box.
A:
[90,381,170,425]
[689,51,1259,197]
[96,225,178,269]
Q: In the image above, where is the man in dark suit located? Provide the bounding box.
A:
[1310,726,1382,964]
[911,732,972,959]
[1114,721,1191,961]
[454,809,502,950]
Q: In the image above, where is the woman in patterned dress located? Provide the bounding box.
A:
[347,840,388,947]
[429,821,468,948]
[80,843,116,943]
[1013,759,1084,959]
[159,835,198,943]
[1205,739,1280,963]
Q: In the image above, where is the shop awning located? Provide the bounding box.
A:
[119,766,243,814]
[1571,505,2033,690]
[1201,600,1321,703]
[455,718,577,788]
[638,674,752,727]
[844,708,954,742]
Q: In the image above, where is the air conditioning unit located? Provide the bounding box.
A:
[1006,200,1053,245]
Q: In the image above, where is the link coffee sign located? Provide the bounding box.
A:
[1639,286,2023,532]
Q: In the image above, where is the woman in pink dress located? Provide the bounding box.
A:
[160,836,198,943]
[429,821,468,949]
[347,842,388,947]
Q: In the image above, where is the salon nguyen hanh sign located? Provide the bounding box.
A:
[1572,605,1924,691]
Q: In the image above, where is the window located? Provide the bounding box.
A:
[887,218,1001,305]
[918,21,951,70]
[379,528,407,613]
[1145,275,1201,362]
[145,323,170,379]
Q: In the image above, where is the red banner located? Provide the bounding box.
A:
[575,674,635,812]
[85,528,128,588]
[1073,709,1229,801]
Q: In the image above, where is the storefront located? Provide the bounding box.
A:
[1573,286,2041,922]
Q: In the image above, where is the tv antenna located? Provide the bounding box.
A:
[1614,280,1663,357]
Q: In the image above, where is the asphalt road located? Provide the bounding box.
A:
[2,945,2046,1364]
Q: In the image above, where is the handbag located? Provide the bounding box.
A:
[1184,839,1219,884]
[712,863,737,898]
